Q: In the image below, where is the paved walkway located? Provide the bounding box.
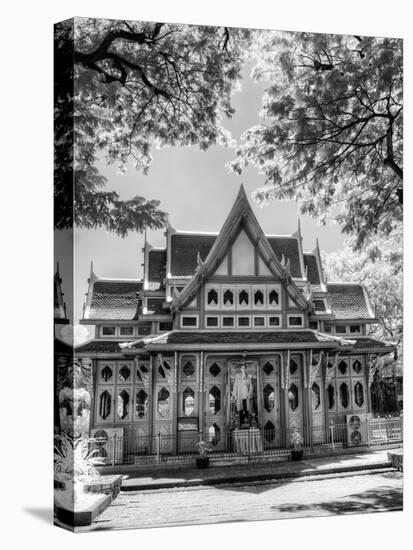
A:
[120,449,395,491]
[89,469,403,531]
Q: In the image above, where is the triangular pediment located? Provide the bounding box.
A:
[172,185,310,312]
[231,229,255,276]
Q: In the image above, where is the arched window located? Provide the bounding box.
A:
[101,365,113,382]
[288,384,299,411]
[254,289,264,306]
[157,387,170,417]
[99,391,111,419]
[338,360,348,375]
[117,390,130,420]
[264,384,275,412]
[118,365,131,382]
[269,289,279,305]
[207,289,218,305]
[263,361,274,376]
[354,382,364,407]
[209,386,221,414]
[290,358,298,375]
[339,382,349,408]
[183,360,195,377]
[327,384,335,409]
[311,383,320,410]
[209,363,221,377]
[223,289,234,305]
[352,360,362,374]
[239,289,249,306]
[183,387,195,416]
[136,390,148,419]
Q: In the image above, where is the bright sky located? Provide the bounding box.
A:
[56,64,346,342]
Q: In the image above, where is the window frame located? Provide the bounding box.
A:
[205,316,220,328]
[237,315,251,328]
[119,326,135,337]
[205,284,220,310]
[221,286,235,309]
[287,315,304,328]
[268,315,281,327]
[253,285,266,309]
[253,315,266,328]
[237,285,250,310]
[266,284,282,310]
[159,321,173,332]
[180,315,199,329]
[101,325,117,337]
[222,316,235,328]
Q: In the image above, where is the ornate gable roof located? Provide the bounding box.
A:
[171,185,310,312]
[83,267,142,321]
[327,283,375,320]
[170,233,217,276]
[304,253,321,285]
[268,237,302,278]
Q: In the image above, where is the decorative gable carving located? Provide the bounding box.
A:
[171,185,310,313]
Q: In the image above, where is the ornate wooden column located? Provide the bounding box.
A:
[280,350,290,448]
[324,352,339,442]
[147,353,154,454]
[172,351,179,455]
[366,354,376,413]
[302,350,312,447]
[323,353,330,442]
[199,351,205,439]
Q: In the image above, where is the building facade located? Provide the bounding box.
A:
[74,186,394,460]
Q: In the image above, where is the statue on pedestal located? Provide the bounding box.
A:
[233,363,253,413]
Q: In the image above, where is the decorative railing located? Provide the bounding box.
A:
[87,416,402,467]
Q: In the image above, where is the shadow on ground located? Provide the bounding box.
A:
[275,486,403,515]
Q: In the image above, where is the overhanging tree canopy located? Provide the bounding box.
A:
[228,32,403,248]
[55,18,250,235]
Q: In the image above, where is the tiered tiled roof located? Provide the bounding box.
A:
[75,340,127,353]
[140,330,354,348]
[341,337,395,354]
[170,233,216,276]
[85,280,142,320]
[327,283,373,320]
[304,253,321,285]
[267,237,302,278]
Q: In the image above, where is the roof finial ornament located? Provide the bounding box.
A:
[303,280,312,300]
[195,252,204,273]
[280,253,286,267]
[284,257,291,276]
[88,260,96,283]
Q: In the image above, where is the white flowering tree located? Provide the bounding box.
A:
[55,18,251,235]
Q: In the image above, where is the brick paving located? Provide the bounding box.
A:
[89,469,402,531]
